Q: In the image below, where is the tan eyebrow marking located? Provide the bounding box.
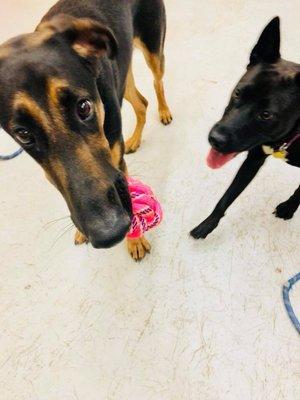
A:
[47,77,70,136]
[47,77,92,136]
[12,91,52,133]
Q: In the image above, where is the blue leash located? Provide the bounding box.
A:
[0,147,23,161]
[282,272,300,335]
[0,129,23,160]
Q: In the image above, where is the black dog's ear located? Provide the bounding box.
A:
[249,17,280,66]
[37,14,118,60]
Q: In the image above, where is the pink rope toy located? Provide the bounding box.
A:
[126,177,163,239]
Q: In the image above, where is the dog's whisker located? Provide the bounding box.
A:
[42,215,71,230]
[49,222,75,250]
[36,216,71,239]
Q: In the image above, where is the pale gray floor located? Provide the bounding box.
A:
[0,1,299,399]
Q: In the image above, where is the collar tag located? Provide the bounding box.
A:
[262,145,287,161]
[273,149,287,159]
[262,132,300,161]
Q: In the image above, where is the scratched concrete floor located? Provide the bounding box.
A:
[0,1,299,399]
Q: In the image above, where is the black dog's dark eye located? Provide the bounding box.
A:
[233,89,241,99]
[259,111,273,121]
[15,129,35,148]
[77,99,93,121]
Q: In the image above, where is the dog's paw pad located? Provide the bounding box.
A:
[127,237,151,261]
[273,201,296,220]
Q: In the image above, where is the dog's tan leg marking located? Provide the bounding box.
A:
[74,230,89,246]
[127,236,151,261]
[135,39,172,125]
[148,54,172,125]
[119,149,151,260]
[124,64,148,154]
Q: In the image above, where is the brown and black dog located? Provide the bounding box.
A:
[0,0,172,260]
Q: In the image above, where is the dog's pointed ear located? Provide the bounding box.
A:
[249,17,280,66]
[37,14,118,60]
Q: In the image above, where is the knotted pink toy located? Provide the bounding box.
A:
[126,177,163,239]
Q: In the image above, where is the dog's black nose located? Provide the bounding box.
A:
[88,214,131,249]
[209,128,227,151]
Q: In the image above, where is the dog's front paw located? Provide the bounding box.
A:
[74,230,89,246]
[273,201,296,220]
[159,107,173,125]
[127,236,151,261]
[190,215,220,239]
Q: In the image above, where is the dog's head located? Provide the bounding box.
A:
[207,17,300,168]
[0,14,132,248]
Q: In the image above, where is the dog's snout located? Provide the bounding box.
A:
[66,167,133,250]
[209,128,227,150]
[88,214,131,249]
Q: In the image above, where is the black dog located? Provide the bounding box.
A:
[0,0,172,260]
[191,17,300,240]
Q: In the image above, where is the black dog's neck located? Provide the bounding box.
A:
[267,121,300,150]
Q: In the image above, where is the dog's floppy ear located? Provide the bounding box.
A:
[37,14,118,60]
[249,17,280,66]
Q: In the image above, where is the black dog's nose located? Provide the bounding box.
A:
[209,128,227,151]
[88,214,131,249]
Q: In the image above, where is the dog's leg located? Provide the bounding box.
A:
[133,0,172,125]
[119,157,151,260]
[274,185,300,220]
[118,158,151,260]
[141,47,173,125]
[124,64,148,154]
[191,149,268,239]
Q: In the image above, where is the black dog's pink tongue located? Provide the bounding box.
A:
[207,147,238,169]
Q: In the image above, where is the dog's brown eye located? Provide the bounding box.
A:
[259,110,273,121]
[77,99,93,121]
[15,129,35,148]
